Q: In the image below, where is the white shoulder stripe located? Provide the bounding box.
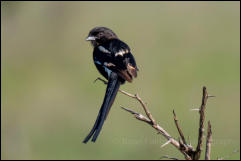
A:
[115,49,129,57]
[98,46,111,54]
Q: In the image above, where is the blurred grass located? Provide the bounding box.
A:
[1,1,240,160]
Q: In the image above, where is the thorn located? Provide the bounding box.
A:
[120,106,138,115]
[178,137,183,145]
[161,140,171,148]
[135,93,140,98]
[208,95,215,98]
[188,136,192,146]
[190,108,200,111]
[173,109,176,116]
[173,110,177,120]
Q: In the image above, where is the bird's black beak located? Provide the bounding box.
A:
[86,36,96,41]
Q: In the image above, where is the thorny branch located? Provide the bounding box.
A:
[120,86,213,160]
[205,121,212,160]
[94,78,214,160]
[194,86,209,159]
[173,110,187,145]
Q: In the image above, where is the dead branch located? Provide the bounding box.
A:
[120,106,152,124]
[119,86,213,160]
[94,78,215,160]
[194,86,209,160]
[173,110,187,145]
[119,91,195,160]
[205,121,212,160]
[120,106,187,153]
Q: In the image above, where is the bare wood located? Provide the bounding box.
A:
[190,108,200,111]
[173,110,187,145]
[205,121,212,160]
[194,86,209,160]
[119,87,213,160]
[94,78,214,160]
[119,90,157,126]
[188,136,192,146]
[120,106,152,124]
[119,94,194,160]
[161,140,171,148]
[119,89,136,98]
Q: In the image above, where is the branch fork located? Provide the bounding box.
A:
[94,78,214,160]
[120,86,213,160]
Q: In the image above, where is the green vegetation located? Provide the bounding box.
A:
[2,1,240,160]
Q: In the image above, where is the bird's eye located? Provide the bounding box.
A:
[91,32,98,36]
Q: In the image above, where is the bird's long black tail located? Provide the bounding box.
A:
[83,72,121,143]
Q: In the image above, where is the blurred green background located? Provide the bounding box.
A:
[1,1,240,160]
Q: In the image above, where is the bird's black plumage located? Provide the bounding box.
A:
[83,27,138,143]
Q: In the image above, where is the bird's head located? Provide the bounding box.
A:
[86,27,118,47]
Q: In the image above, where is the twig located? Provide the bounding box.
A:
[161,140,171,148]
[119,89,136,98]
[119,90,157,126]
[205,121,212,160]
[120,106,152,124]
[188,136,192,146]
[94,78,214,160]
[208,95,215,98]
[190,108,200,111]
[173,110,187,145]
[194,86,209,160]
[120,106,139,115]
[119,86,213,160]
[119,92,194,160]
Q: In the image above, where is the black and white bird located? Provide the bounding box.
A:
[83,27,138,143]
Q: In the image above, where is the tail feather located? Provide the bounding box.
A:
[91,77,120,142]
[83,72,121,143]
[82,111,101,143]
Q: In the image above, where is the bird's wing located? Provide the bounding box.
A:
[96,39,138,82]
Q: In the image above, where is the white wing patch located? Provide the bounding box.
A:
[115,49,129,57]
[104,62,115,67]
[98,46,111,54]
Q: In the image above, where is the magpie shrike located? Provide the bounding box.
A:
[83,27,138,143]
